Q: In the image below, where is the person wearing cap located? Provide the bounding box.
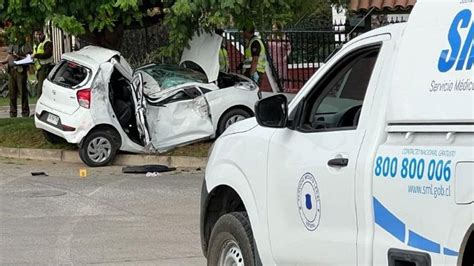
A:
[32,30,53,97]
[241,23,267,85]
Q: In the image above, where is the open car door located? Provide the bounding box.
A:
[130,73,151,148]
[145,86,214,152]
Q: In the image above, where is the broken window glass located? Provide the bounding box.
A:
[138,64,207,97]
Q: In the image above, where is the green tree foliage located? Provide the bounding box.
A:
[160,0,296,58]
[291,1,334,29]
[160,0,346,58]
[0,0,51,42]
[0,0,345,59]
[0,0,160,45]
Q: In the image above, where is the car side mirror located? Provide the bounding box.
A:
[255,94,288,128]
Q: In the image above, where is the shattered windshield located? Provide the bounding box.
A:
[137,64,208,95]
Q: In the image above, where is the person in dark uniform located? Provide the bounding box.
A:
[0,24,30,117]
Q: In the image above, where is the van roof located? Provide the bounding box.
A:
[344,23,406,48]
[387,0,474,125]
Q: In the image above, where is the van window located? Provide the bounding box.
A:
[298,45,380,131]
[50,60,91,88]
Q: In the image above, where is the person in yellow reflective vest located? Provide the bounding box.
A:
[241,24,267,85]
[32,30,53,97]
[219,47,229,73]
[216,29,229,73]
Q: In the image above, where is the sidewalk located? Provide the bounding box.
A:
[0,147,208,169]
[0,104,36,118]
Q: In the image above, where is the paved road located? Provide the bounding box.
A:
[0,157,206,265]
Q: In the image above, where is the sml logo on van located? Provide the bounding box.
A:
[438,9,474,72]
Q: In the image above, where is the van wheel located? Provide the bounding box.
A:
[79,130,118,167]
[217,109,252,136]
[42,130,66,144]
[462,233,473,266]
[207,212,258,266]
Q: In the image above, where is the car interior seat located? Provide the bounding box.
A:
[110,76,133,127]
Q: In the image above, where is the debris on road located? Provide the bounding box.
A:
[31,172,48,176]
[122,165,176,174]
[145,172,161,177]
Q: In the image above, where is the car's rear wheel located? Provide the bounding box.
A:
[79,130,118,167]
[217,108,252,136]
[207,212,258,266]
[42,130,66,144]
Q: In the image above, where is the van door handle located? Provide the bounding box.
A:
[327,158,349,167]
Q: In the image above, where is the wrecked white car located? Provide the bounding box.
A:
[35,33,260,167]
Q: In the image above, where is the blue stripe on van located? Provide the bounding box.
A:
[373,197,406,242]
[408,230,441,253]
[443,247,459,256]
[373,197,458,257]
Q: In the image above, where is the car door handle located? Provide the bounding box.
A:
[327,158,349,167]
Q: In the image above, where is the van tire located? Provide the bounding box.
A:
[207,212,258,266]
[461,232,473,266]
[79,130,118,167]
[42,130,66,144]
[217,108,252,136]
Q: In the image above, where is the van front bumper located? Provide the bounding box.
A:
[200,179,210,258]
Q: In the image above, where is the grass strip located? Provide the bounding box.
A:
[0,118,210,157]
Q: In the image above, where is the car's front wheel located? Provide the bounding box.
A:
[207,212,258,266]
[79,130,118,167]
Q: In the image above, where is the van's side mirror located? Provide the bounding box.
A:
[255,94,288,128]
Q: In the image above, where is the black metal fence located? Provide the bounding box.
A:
[223,17,406,93]
[48,15,407,92]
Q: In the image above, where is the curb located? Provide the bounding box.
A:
[0,147,208,169]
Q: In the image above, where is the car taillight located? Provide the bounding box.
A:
[77,89,91,109]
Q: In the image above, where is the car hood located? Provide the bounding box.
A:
[180,32,222,83]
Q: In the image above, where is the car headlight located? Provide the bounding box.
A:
[238,81,257,92]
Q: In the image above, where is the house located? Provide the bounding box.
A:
[349,0,417,29]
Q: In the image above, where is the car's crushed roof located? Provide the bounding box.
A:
[138,64,207,92]
[69,46,121,65]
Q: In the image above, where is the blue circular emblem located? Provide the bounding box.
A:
[297,172,321,231]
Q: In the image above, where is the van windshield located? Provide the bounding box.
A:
[50,60,91,88]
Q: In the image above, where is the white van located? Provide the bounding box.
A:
[200,1,474,265]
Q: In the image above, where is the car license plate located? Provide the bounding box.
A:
[46,113,59,125]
